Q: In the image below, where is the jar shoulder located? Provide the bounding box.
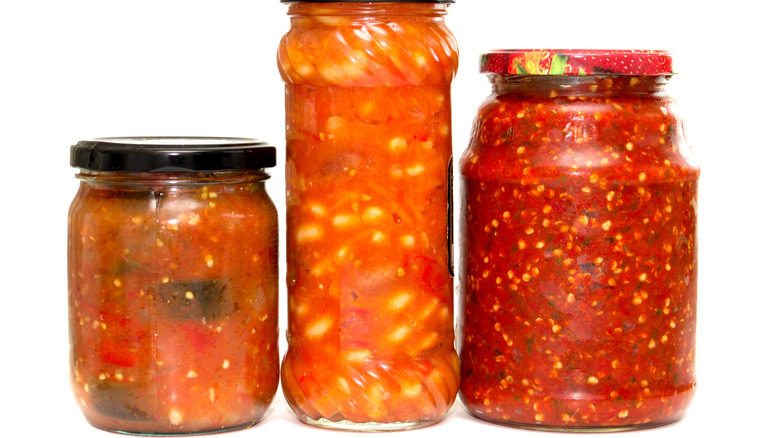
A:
[278,15,457,86]
[460,91,699,183]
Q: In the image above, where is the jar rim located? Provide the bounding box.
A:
[480,50,673,76]
[281,1,453,3]
[70,137,276,173]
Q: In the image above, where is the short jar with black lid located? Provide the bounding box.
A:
[67,137,279,435]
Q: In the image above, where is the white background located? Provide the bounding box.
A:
[1,1,777,437]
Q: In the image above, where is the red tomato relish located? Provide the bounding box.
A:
[68,138,279,434]
[458,50,699,431]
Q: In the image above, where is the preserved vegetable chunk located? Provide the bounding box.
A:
[157,280,231,321]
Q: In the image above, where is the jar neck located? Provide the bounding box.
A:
[287,2,448,20]
[489,75,671,98]
[77,169,269,189]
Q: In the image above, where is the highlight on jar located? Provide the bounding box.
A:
[458,50,699,432]
[67,137,280,435]
[278,0,460,431]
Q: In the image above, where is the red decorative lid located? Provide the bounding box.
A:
[480,50,673,76]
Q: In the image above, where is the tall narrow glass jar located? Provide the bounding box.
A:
[278,1,459,431]
[68,138,279,435]
[459,50,699,431]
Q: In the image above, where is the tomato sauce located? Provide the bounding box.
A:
[458,51,699,430]
[68,139,279,434]
[278,2,459,430]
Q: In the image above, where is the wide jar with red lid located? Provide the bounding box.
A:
[458,50,699,431]
[68,138,279,435]
[278,0,459,431]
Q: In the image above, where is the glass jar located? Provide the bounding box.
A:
[458,50,699,431]
[68,138,279,435]
[278,0,459,431]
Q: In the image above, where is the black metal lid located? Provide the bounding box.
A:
[281,1,454,3]
[71,137,276,173]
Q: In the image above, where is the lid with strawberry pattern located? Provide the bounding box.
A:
[481,50,673,76]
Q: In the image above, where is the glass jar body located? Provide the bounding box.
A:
[67,171,279,435]
[278,2,459,431]
[458,76,698,431]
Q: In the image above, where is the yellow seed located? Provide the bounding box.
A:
[297,224,323,242]
[587,376,599,384]
[389,292,412,311]
[372,231,386,243]
[619,410,629,418]
[309,203,326,216]
[387,325,410,342]
[333,214,359,228]
[306,317,333,338]
[345,349,371,362]
[602,220,612,231]
[362,206,384,223]
[405,164,425,176]
[169,409,184,425]
[401,381,422,398]
[389,137,408,152]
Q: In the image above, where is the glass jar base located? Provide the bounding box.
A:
[296,415,441,432]
[467,413,682,433]
[86,419,259,436]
